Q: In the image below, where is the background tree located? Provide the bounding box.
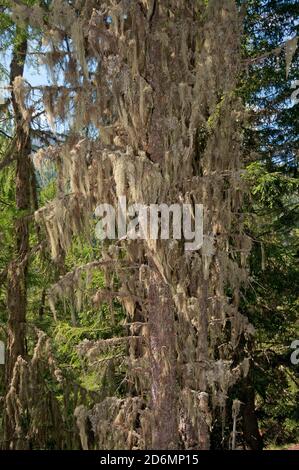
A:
[240,0,299,448]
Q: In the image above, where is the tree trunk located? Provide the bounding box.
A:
[241,377,263,450]
[148,267,178,449]
[4,33,31,449]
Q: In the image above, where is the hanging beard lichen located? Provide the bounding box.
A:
[5,331,66,449]
[6,0,255,450]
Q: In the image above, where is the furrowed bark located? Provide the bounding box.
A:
[148,267,178,449]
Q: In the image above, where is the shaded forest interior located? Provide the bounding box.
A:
[0,0,298,450]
